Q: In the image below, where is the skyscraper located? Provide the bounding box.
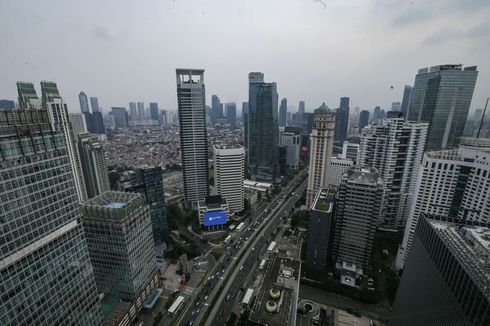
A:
[306,103,335,208]
[359,117,428,228]
[372,106,381,123]
[39,81,88,202]
[0,99,15,109]
[17,81,42,109]
[69,112,88,134]
[111,107,127,129]
[407,64,478,151]
[225,102,237,127]
[279,98,287,127]
[137,102,145,120]
[334,97,350,142]
[397,137,490,269]
[281,127,301,169]
[298,100,305,115]
[211,94,222,124]
[91,111,105,134]
[333,167,383,274]
[176,69,209,209]
[81,192,158,303]
[358,109,370,130]
[400,85,412,114]
[0,108,102,325]
[390,214,490,326]
[79,91,90,113]
[248,72,279,182]
[149,102,159,121]
[213,145,245,213]
[77,132,110,199]
[391,101,401,112]
[90,96,100,113]
[242,101,249,160]
[129,102,137,121]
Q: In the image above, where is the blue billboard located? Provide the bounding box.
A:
[203,210,227,226]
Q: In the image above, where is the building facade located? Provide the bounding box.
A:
[69,112,88,135]
[90,96,100,113]
[77,132,110,199]
[358,110,370,130]
[225,102,237,127]
[0,108,102,325]
[111,107,127,129]
[176,69,209,209]
[400,85,412,114]
[306,103,336,208]
[328,157,354,187]
[213,145,245,213]
[279,98,287,127]
[79,91,90,113]
[334,97,350,142]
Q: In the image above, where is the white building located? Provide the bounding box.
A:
[359,117,428,228]
[213,145,245,213]
[68,113,88,135]
[282,131,300,169]
[341,141,360,164]
[396,137,490,270]
[306,103,336,208]
[329,157,354,187]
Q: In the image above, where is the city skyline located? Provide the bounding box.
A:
[1,1,489,112]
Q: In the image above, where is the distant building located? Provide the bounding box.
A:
[391,101,401,112]
[211,95,222,124]
[90,96,100,112]
[198,195,230,230]
[91,111,105,134]
[400,85,412,114]
[81,191,158,304]
[225,102,237,127]
[306,103,335,208]
[334,97,350,142]
[248,72,279,182]
[176,69,209,209]
[341,141,360,163]
[69,112,88,134]
[77,132,110,199]
[213,145,245,213]
[302,112,315,136]
[111,107,127,129]
[358,110,370,130]
[242,101,249,160]
[333,167,383,281]
[129,102,137,121]
[306,188,336,279]
[0,99,15,109]
[150,102,159,121]
[137,102,145,120]
[79,91,90,113]
[372,106,381,123]
[279,98,287,127]
[406,64,478,151]
[282,127,301,169]
[390,215,490,326]
[328,157,354,187]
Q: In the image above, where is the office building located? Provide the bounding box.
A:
[390,215,490,326]
[407,64,478,150]
[302,112,315,135]
[279,98,287,127]
[81,192,158,304]
[305,188,336,279]
[79,91,90,113]
[0,99,15,109]
[91,111,105,134]
[0,108,102,325]
[198,195,230,230]
[38,81,88,202]
[281,127,301,169]
[341,141,360,163]
[391,101,401,112]
[247,72,280,182]
[211,94,222,124]
[306,103,335,208]
[242,102,249,160]
[286,111,292,126]
[90,96,100,112]
[149,102,159,121]
[119,167,168,244]
[358,110,369,130]
[213,145,245,213]
[334,97,350,142]
[111,107,127,129]
[129,102,137,121]
[359,118,428,228]
[397,137,490,269]
[299,100,305,115]
[328,157,354,187]
[77,132,110,199]
[225,102,237,127]
[69,112,88,135]
[137,102,145,120]
[17,81,42,109]
[372,106,381,123]
[400,85,412,114]
[333,167,383,279]
[176,69,209,209]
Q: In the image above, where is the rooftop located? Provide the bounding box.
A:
[344,167,382,186]
[314,102,331,114]
[81,191,146,221]
[312,188,335,212]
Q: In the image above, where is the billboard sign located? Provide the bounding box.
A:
[203,210,227,226]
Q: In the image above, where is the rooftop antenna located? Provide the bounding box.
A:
[476,97,489,138]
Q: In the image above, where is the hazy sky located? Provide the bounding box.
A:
[1,0,489,113]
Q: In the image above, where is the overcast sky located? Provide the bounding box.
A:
[1,0,489,113]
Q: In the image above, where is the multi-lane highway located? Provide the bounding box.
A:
[173,171,307,326]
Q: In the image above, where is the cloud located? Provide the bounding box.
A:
[422,20,490,45]
[391,7,433,27]
[92,25,117,42]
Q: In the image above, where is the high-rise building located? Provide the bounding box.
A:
[0,108,102,325]
[17,81,42,109]
[90,96,100,113]
[91,111,105,134]
[305,188,336,280]
[400,85,412,114]
[176,69,209,209]
[407,64,478,151]
[358,109,370,130]
[149,102,159,121]
[333,167,383,275]
[111,107,127,129]
[302,112,315,136]
[390,214,490,326]
[298,101,305,115]
[306,103,336,208]
[79,91,90,113]
[372,106,381,123]
[119,166,169,244]
[397,137,490,269]
[211,95,222,124]
[334,97,350,142]
[83,111,93,133]
[69,112,88,135]
[137,102,145,120]
[77,132,110,199]
[129,102,137,121]
[39,81,88,202]
[242,101,249,160]
[81,191,158,303]
[328,157,354,187]
[0,99,15,109]
[359,117,428,228]
[286,111,292,126]
[281,127,301,169]
[391,101,401,112]
[341,141,360,164]
[279,98,287,127]
[213,145,245,213]
[225,102,237,127]
[248,72,279,182]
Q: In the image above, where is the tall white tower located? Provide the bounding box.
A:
[213,145,245,213]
